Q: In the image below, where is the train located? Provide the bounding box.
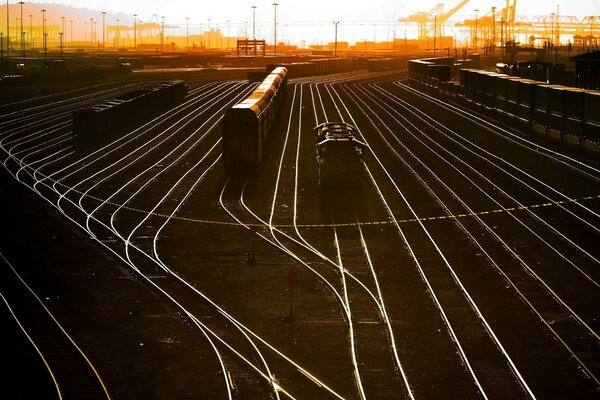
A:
[73,80,188,145]
[223,66,288,170]
[408,58,600,154]
[314,122,367,187]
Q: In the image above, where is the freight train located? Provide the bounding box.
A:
[315,122,367,187]
[408,59,600,154]
[223,66,288,170]
[73,80,188,145]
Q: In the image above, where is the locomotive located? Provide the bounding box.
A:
[314,122,367,187]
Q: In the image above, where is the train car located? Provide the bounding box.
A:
[547,85,567,135]
[564,87,586,138]
[73,80,188,145]
[222,66,288,170]
[315,122,366,187]
[583,91,600,143]
[516,79,541,123]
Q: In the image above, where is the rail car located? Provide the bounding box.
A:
[73,80,188,145]
[223,66,288,170]
[409,57,600,154]
[314,122,367,187]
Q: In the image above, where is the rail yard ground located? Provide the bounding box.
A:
[1,66,599,399]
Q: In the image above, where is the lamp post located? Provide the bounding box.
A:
[59,32,63,59]
[333,21,339,57]
[41,9,46,60]
[251,5,256,40]
[227,19,230,50]
[19,1,24,61]
[6,0,9,58]
[272,2,278,55]
[591,16,595,49]
[474,9,479,50]
[0,32,3,62]
[116,19,119,49]
[550,13,555,46]
[491,6,496,59]
[90,18,94,47]
[70,19,73,47]
[245,20,248,39]
[185,17,189,50]
[29,14,33,49]
[208,18,211,49]
[61,16,65,49]
[101,11,106,50]
[133,14,137,50]
[500,17,504,60]
[161,16,165,53]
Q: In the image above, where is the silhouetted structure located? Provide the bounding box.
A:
[237,39,266,56]
[571,50,600,90]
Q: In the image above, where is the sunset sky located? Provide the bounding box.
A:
[18,0,600,23]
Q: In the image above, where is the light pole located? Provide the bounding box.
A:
[251,5,256,40]
[61,16,65,49]
[116,19,119,48]
[500,17,504,60]
[6,0,9,58]
[90,18,94,47]
[208,18,211,49]
[590,16,595,49]
[101,11,106,50]
[273,2,278,55]
[161,16,165,53]
[186,17,189,50]
[491,6,496,59]
[19,1,24,61]
[550,13,555,46]
[29,14,32,49]
[227,19,230,50]
[333,21,339,57]
[59,32,63,59]
[133,14,137,50]
[474,9,479,50]
[245,20,248,39]
[70,19,73,47]
[41,9,46,60]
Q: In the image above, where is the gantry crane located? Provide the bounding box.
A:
[400,0,470,40]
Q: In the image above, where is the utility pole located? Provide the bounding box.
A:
[101,11,106,50]
[186,17,189,50]
[42,9,46,60]
[19,1,24,62]
[208,18,211,49]
[133,14,137,50]
[70,19,73,47]
[474,9,479,50]
[433,15,437,56]
[251,5,256,40]
[333,21,339,57]
[161,16,165,53]
[500,18,504,61]
[29,14,33,49]
[61,16,65,49]
[59,32,63,59]
[6,0,9,58]
[116,19,119,48]
[273,2,278,55]
[90,18,94,47]
[491,6,496,59]
[227,19,230,50]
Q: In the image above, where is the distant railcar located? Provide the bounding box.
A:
[223,66,288,170]
[73,80,188,145]
[315,122,367,187]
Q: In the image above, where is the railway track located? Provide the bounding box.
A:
[1,69,598,399]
